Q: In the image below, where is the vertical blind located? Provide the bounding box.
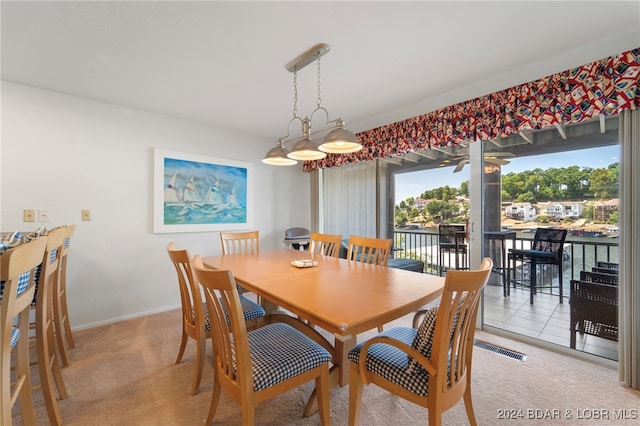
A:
[321,160,378,239]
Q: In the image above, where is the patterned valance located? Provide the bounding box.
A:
[304,47,640,172]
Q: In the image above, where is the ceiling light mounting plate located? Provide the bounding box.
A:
[285,43,330,73]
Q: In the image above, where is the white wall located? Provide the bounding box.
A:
[1,82,310,329]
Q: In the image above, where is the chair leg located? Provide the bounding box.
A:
[53,286,71,367]
[48,318,69,400]
[316,364,330,426]
[530,260,537,304]
[348,363,363,426]
[428,407,441,426]
[15,313,37,425]
[463,384,478,426]
[58,257,76,349]
[205,376,222,425]
[190,334,206,395]
[175,327,188,364]
[241,402,256,426]
[558,265,563,304]
[36,318,64,426]
[61,294,76,349]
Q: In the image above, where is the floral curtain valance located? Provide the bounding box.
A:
[304,47,640,172]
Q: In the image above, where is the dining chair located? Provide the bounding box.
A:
[191,255,333,426]
[346,235,392,266]
[346,235,392,332]
[220,230,260,254]
[31,227,68,425]
[309,232,342,258]
[219,230,263,304]
[1,236,47,426]
[508,227,568,304]
[53,224,76,367]
[347,257,493,426]
[167,243,265,395]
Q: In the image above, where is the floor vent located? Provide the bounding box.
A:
[474,339,527,362]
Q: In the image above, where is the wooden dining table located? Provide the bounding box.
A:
[201,248,445,390]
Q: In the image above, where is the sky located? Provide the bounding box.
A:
[394,145,620,203]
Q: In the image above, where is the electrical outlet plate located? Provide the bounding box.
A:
[23,209,35,222]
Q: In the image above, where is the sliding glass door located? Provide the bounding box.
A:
[479,116,620,361]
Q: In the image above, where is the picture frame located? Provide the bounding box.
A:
[153,148,253,233]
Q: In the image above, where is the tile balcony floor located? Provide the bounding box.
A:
[482,282,618,361]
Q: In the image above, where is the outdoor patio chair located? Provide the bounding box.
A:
[580,270,619,286]
[438,224,468,276]
[592,261,619,275]
[569,272,618,349]
[508,228,568,304]
[596,261,619,272]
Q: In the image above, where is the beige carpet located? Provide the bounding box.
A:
[15,308,640,425]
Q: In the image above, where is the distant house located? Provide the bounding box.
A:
[413,197,429,209]
[592,198,619,222]
[504,202,536,221]
[538,201,586,219]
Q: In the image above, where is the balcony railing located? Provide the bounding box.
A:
[392,228,619,298]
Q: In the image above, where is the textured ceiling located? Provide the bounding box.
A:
[2,1,639,144]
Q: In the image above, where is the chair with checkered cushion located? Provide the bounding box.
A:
[309,233,342,258]
[53,224,77,365]
[1,236,47,426]
[31,227,68,425]
[348,257,493,426]
[347,235,392,333]
[167,243,265,396]
[220,230,260,254]
[191,255,333,425]
[346,235,392,267]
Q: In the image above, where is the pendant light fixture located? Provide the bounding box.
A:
[262,43,362,166]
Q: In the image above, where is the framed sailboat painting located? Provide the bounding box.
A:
[153,149,253,233]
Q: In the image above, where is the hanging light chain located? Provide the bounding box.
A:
[316,57,322,108]
[292,71,298,118]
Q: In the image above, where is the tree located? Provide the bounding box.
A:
[459,180,469,197]
[590,167,617,199]
[395,210,408,226]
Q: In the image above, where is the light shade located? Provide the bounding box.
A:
[318,120,362,154]
[262,142,297,166]
[287,137,327,161]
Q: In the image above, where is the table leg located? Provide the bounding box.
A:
[261,299,279,315]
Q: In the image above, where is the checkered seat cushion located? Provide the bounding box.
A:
[0,271,32,303]
[348,326,431,396]
[200,295,266,331]
[247,322,332,391]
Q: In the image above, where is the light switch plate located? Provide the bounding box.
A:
[81,209,91,221]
